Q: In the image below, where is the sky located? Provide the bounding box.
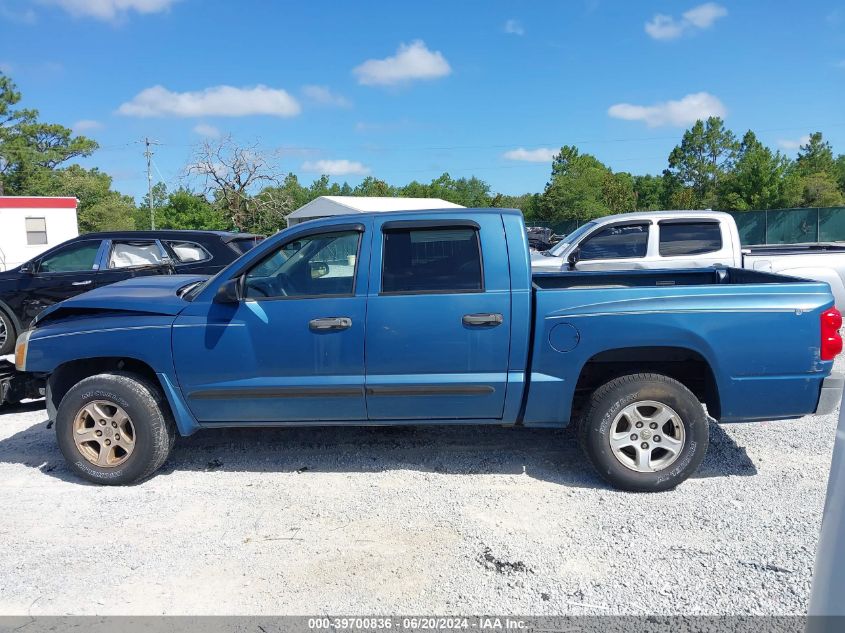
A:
[1,0,844,202]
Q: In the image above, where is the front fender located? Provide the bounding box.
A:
[25,315,177,374]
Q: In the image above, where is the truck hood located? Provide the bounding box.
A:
[35,274,208,324]
[531,252,565,271]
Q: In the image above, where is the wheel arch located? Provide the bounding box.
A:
[47,356,199,437]
[48,357,162,414]
[571,345,721,421]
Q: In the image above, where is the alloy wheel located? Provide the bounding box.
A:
[608,400,686,473]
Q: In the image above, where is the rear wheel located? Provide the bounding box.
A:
[578,373,709,492]
[55,372,176,485]
[0,311,15,356]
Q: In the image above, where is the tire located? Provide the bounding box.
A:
[55,372,176,485]
[578,373,709,492]
[0,310,15,356]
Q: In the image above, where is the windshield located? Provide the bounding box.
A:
[547,221,598,256]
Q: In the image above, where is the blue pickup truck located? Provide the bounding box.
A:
[13,208,844,490]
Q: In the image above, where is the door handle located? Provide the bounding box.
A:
[71,280,93,287]
[309,317,352,331]
[462,313,504,327]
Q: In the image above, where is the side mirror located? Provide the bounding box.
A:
[310,261,329,279]
[214,278,242,304]
[567,249,580,270]
[19,262,34,274]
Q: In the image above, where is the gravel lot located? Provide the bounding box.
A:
[0,356,839,616]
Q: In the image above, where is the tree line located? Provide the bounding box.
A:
[2,71,844,237]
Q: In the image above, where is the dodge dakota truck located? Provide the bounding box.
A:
[13,208,845,491]
[532,210,845,307]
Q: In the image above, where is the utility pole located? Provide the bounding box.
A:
[144,137,159,230]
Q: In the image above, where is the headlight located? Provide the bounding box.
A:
[14,330,32,371]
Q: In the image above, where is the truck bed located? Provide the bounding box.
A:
[532,266,797,290]
[525,266,834,427]
[746,243,845,256]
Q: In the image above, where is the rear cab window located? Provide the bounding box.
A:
[381,225,483,294]
[658,221,723,256]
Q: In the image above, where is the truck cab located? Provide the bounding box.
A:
[532,211,743,272]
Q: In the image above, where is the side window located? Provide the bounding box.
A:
[26,217,48,245]
[579,224,648,261]
[243,230,360,299]
[166,241,211,263]
[109,241,165,269]
[659,222,723,257]
[382,227,483,294]
[38,241,101,273]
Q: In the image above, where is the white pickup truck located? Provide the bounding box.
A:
[531,210,845,307]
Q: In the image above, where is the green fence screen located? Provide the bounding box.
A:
[728,207,845,245]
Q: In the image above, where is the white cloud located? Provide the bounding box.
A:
[645,2,727,40]
[353,40,451,86]
[193,123,221,138]
[117,84,301,118]
[301,159,370,176]
[683,2,728,28]
[608,92,726,127]
[38,0,179,21]
[302,85,351,108]
[72,119,102,132]
[503,147,557,162]
[778,135,811,150]
[504,19,525,35]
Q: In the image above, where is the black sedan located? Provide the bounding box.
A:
[0,230,262,354]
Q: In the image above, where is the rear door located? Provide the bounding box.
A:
[96,239,173,288]
[364,213,511,421]
[656,219,732,268]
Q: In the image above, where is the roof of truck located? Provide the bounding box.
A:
[291,206,523,227]
[588,210,733,224]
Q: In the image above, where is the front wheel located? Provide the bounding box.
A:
[0,310,15,356]
[55,372,176,485]
[578,373,709,492]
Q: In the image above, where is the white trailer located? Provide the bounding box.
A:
[0,197,79,271]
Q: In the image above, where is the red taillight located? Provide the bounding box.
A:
[821,307,843,360]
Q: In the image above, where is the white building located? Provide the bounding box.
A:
[0,197,79,271]
[286,196,464,227]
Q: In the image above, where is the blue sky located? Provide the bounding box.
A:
[2,0,844,201]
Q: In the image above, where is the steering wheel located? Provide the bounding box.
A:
[271,273,295,297]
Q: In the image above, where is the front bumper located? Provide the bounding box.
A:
[0,360,44,407]
[816,372,845,415]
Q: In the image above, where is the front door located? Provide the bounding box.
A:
[365,214,512,421]
[19,239,104,326]
[573,222,651,271]
[172,224,369,423]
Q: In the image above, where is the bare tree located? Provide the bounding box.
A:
[185,136,291,232]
